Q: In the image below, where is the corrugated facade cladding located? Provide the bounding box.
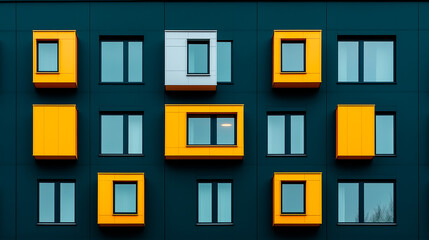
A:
[0,1,428,240]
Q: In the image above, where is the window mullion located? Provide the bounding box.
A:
[212,182,218,223]
[285,114,291,154]
[359,182,364,223]
[124,41,129,82]
[124,115,129,154]
[211,116,217,145]
[55,182,61,223]
[359,40,364,83]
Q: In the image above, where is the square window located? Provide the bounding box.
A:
[217,41,232,83]
[281,42,305,72]
[198,181,232,224]
[114,182,137,214]
[376,114,395,155]
[188,41,209,74]
[281,182,305,214]
[267,113,305,155]
[187,115,236,145]
[338,181,395,223]
[101,114,143,155]
[38,181,75,224]
[37,42,58,72]
[100,37,143,83]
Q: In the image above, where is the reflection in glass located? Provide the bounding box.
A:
[338,183,359,222]
[364,183,394,223]
[290,115,304,154]
[101,42,124,82]
[198,183,212,223]
[101,115,124,154]
[282,42,305,72]
[364,41,394,82]
[188,117,211,145]
[128,115,143,154]
[376,115,394,155]
[338,41,359,82]
[188,43,209,74]
[282,183,305,213]
[60,183,75,223]
[268,115,285,154]
[38,42,58,72]
[218,183,232,223]
[128,42,143,82]
[217,118,235,145]
[39,182,55,223]
[217,42,232,82]
[114,183,137,213]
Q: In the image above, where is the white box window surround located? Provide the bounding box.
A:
[165,30,217,91]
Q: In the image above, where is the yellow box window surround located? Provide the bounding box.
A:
[33,104,77,160]
[273,172,322,227]
[165,104,244,160]
[33,30,77,88]
[272,30,321,88]
[336,104,375,160]
[98,173,145,227]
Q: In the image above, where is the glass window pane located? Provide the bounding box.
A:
[282,183,305,213]
[217,42,231,83]
[188,43,208,74]
[101,42,124,82]
[217,118,235,145]
[60,183,75,223]
[376,115,394,155]
[128,115,143,154]
[338,41,359,82]
[282,42,305,72]
[338,183,359,223]
[101,115,123,154]
[268,115,285,154]
[364,183,394,223]
[114,183,137,213]
[128,41,143,82]
[290,115,304,154]
[39,182,55,223]
[188,117,211,145]
[198,183,212,223]
[38,42,58,72]
[364,41,394,82]
[217,183,232,223]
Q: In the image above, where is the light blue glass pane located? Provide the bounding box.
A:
[60,183,75,223]
[364,41,394,82]
[128,42,143,82]
[290,115,304,154]
[115,183,137,213]
[188,43,208,74]
[376,115,394,155]
[38,43,58,72]
[268,115,285,154]
[217,42,231,82]
[39,183,55,223]
[338,183,359,223]
[364,183,394,223]
[128,115,143,154]
[282,43,304,72]
[188,118,210,144]
[198,183,212,223]
[338,41,359,82]
[101,115,123,154]
[101,42,124,82]
[217,183,232,223]
[282,183,304,213]
[217,118,235,145]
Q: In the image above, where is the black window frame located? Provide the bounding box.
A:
[99,112,144,157]
[281,40,306,73]
[113,181,138,215]
[187,114,237,146]
[217,40,233,84]
[99,36,144,84]
[375,112,396,156]
[187,40,210,75]
[196,180,233,226]
[281,181,306,214]
[37,179,76,226]
[337,180,396,225]
[37,40,59,73]
[337,35,396,84]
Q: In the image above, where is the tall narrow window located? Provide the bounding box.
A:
[114,182,137,214]
[188,41,209,74]
[217,41,232,82]
[267,113,305,155]
[38,181,75,224]
[188,115,236,145]
[281,41,305,72]
[198,181,232,224]
[37,41,58,72]
[376,114,395,155]
[281,182,305,214]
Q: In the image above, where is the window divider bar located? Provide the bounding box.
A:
[124,115,129,154]
[359,182,364,223]
[55,182,60,223]
[212,182,218,223]
[285,114,291,155]
[124,41,129,83]
[358,40,364,82]
[211,116,217,145]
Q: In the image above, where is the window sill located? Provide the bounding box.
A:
[98,82,145,85]
[113,213,138,216]
[187,74,210,77]
[336,82,396,85]
[281,213,306,216]
[196,223,234,226]
[37,223,76,226]
[99,154,144,157]
[280,71,306,74]
[218,82,233,85]
[337,223,396,226]
[267,154,307,157]
[186,145,237,147]
[36,72,59,74]
[375,154,396,157]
